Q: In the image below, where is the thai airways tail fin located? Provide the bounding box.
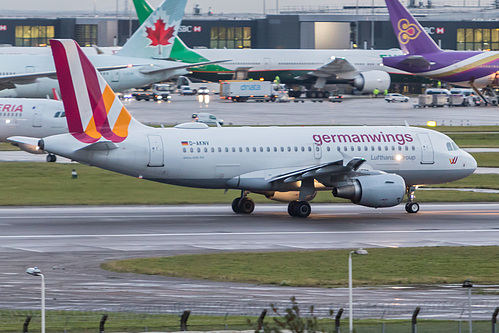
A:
[118,0,187,59]
[51,39,144,144]
[385,0,441,55]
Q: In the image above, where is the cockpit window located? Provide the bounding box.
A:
[61,112,66,118]
[447,141,460,151]
[54,111,60,118]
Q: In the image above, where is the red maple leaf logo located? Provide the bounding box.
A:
[145,19,175,46]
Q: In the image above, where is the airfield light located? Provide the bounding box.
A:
[5,119,11,124]
[26,267,45,333]
[463,279,473,333]
[260,78,264,81]
[427,120,437,127]
[349,248,368,333]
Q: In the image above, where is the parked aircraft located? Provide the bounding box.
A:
[0,98,66,161]
[383,0,499,91]
[133,0,404,94]
[9,39,477,217]
[0,0,222,99]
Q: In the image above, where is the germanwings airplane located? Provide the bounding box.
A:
[383,0,499,89]
[9,40,477,217]
[134,0,402,93]
[0,0,221,99]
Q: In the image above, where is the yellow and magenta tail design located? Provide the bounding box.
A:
[51,39,134,143]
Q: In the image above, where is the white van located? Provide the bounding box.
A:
[191,113,224,126]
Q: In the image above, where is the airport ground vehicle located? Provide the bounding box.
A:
[179,85,196,95]
[220,80,275,102]
[191,112,223,126]
[133,84,172,101]
[385,93,409,102]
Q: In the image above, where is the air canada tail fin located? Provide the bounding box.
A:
[118,0,187,59]
[51,39,143,144]
[385,0,441,55]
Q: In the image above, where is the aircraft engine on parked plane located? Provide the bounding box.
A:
[264,191,317,203]
[333,174,405,208]
[353,70,391,93]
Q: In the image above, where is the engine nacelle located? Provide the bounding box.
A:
[353,70,391,94]
[333,174,405,208]
[264,191,317,203]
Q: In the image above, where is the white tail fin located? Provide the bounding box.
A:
[118,0,187,59]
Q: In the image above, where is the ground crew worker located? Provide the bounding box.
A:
[373,88,379,98]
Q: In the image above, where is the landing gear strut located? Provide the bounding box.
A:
[287,201,311,218]
[405,186,420,213]
[231,191,255,214]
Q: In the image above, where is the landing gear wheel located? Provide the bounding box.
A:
[287,201,298,216]
[288,201,311,218]
[238,197,255,214]
[46,154,57,163]
[405,202,420,214]
[231,197,241,213]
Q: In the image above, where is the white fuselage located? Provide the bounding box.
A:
[0,54,188,98]
[43,124,476,191]
[0,98,67,142]
[193,48,406,76]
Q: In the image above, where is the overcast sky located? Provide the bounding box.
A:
[2,0,393,16]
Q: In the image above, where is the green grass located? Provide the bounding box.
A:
[101,246,499,287]
[447,133,499,147]
[470,152,499,167]
[0,310,490,333]
[426,125,499,132]
[0,163,498,205]
[0,142,21,151]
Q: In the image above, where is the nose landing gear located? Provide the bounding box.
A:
[405,186,420,213]
[231,191,255,214]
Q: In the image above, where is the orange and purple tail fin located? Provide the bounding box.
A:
[51,39,140,144]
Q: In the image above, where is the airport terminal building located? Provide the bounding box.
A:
[2,3,499,92]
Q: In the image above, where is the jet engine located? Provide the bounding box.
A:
[353,70,391,94]
[332,174,405,208]
[264,191,317,202]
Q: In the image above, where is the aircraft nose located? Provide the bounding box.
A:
[463,151,477,175]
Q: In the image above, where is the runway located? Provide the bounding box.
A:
[0,204,498,320]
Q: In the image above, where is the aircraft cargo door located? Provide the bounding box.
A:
[147,135,164,167]
[417,133,434,164]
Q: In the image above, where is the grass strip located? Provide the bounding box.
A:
[0,310,491,333]
[0,162,498,205]
[101,246,499,287]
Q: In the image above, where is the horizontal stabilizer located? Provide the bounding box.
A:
[76,141,119,152]
[7,136,41,147]
[139,59,230,75]
[399,55,434,67]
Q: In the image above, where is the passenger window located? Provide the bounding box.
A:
[301,146,305,152]
[398,146,402,151]
[197,148,201,153]
[337,146,341,151]
[225,147,229,153]
[344,146,348,151]
[308,146,312,152]
[294,146,298,152]
[287,146,291,152]
[274,147,277,152]
[357,146,361,151]
[204,148,208,153]
[232,147,236,152]
[405,146,409,151]
[371,146,375,151]
[239,147,243,152]
[190,147,194,153]
[412,145,416,151]
[351,146,354,151]
[218,147,222,153]
[385,146,389,151]
[391,146,395,151]
[378,146,382,151]
[246,147,250,152]
[253,147,256,152]
[182,148,186,153]
[327,146,330,152]
[267,147,270,152]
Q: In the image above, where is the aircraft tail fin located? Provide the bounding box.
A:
[118,0,187,59]
[385,0,441,55]
[133,0,154,24]
[51,39,143,144]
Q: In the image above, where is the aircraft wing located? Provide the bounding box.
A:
[0,65,130,90]
[268,156,367,184]
[139,60,230,75]
[295,57,359,81]
[7,136,41,147]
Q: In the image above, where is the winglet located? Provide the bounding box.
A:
[51,39,143,144]
[385,0,441,55]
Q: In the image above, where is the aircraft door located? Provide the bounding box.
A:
[314,143,322,160]
[263,57,271,68]
[417,133,434,164]
[111,70,120,82]
[32,105,44,127]
[147,135,164,167]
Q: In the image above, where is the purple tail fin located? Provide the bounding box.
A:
[385,0,441,55]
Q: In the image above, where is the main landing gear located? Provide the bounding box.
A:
[287,201,311,218]
[405,185,420,213]
[231,191,255,214]
[46,154,57,163]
